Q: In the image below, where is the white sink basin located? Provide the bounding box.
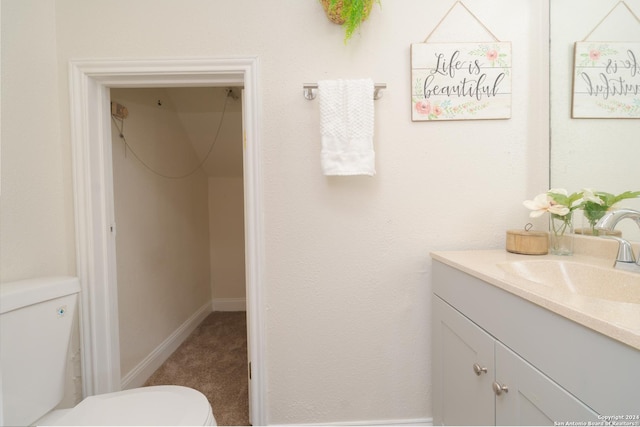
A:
[497,260,640,304]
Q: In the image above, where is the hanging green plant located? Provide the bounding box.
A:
[320,0,380,43]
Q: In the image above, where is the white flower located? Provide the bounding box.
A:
[579,188,604,205]
[549,204,571,216]
[523,193,570,218]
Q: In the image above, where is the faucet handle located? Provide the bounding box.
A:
[601,235,636,263]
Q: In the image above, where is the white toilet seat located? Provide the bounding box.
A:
[52,385,216,426]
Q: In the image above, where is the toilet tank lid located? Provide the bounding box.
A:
[0,276,80,314]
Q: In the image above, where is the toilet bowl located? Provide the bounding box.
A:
[0,276,216,426]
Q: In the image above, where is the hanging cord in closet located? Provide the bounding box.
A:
[111,91,232,180]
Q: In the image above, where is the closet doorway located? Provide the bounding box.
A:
[109,86,247,411]
[69,58,265,426]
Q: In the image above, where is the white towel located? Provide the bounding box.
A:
[318,79,375,176]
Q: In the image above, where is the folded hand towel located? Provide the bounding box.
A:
[318,79,375,176]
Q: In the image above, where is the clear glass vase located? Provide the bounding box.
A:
[549,212,574,256]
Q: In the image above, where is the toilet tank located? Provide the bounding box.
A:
[0,276,80,427]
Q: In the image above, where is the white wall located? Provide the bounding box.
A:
[1,0,549,424]
[0,0,75,281]
[156,87,246,305]
[209,177,246,305]
[163,87,247,306]
[110,88,211,380]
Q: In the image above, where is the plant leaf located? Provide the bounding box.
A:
[611,190,640,205]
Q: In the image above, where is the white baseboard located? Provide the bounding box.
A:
[212,297,246,311]
[120,301,212,390]
[292,418,433,426]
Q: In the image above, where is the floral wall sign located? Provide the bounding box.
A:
[572,42,640,118]
[410,42,512,121]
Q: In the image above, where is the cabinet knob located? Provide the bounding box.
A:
[492,381,509,395]
[472,363,488,376]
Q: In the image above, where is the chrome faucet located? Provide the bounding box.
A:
[595,208,640,272]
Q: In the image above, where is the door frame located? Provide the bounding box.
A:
[68,57,266,425]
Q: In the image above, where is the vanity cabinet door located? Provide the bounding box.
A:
[494,342,599,426]
[433,296,495,426]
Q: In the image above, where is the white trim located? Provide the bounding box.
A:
[69,63,122,396]
[287,418,433,426]
[68,57,266,426]
[212,298,247,312]
[120,302,212,390]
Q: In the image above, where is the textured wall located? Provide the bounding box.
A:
[2,0,549,423]
[0,0,75,281]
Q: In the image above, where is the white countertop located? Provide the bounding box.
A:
[430,245,640,351]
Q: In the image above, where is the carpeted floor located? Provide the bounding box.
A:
[144,311,250,426]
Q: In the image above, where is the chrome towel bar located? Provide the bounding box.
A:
[303,83,387,100]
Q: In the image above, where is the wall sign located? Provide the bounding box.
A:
[411,42,512,121]
[572,42,640,118]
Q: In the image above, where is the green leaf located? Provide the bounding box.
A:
[611,190,640,205]
[548,190,583,211]
[595,190,640,208]
[583,200,607,224]
[325,0,379,44]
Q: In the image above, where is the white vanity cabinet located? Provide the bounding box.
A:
[432,259,640,426]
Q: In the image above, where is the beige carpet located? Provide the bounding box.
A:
[144,311,250,426]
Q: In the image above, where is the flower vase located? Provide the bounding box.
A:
[549,212,574,256]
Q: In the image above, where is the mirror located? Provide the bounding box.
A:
[550,0,640,241]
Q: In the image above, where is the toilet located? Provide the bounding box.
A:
[0,276,216,426]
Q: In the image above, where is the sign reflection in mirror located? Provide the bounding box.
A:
[410,42,512,121]
[572,42,640,118]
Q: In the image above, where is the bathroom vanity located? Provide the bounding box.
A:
[431,245,639,426]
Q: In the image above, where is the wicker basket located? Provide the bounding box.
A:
[321,0,373,25]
